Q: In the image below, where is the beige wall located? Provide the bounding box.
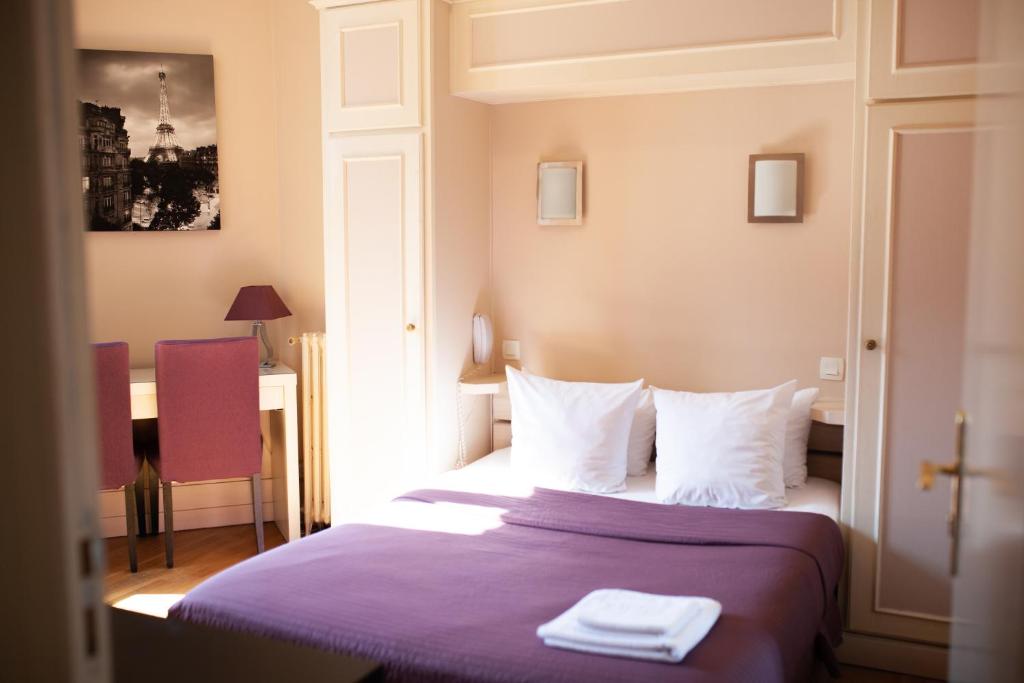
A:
[270,0,325,370]
[490,82,853,399]
[75,0,851,466]
[75,0,322,368]
[428,0,493,471]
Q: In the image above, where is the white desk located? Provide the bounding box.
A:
[128,364,300,542]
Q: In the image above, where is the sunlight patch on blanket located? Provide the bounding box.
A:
[367,500,508,535]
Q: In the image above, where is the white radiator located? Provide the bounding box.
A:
[295,332,330,533]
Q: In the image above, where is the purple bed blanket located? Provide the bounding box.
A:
[170,488,844,682]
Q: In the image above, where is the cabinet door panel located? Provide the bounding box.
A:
[324,132,424,520]
[848,98,979,645]
[321,0,420,131]
[450,0,855,104]
[877,129,972,617]
[868,0,1009,99]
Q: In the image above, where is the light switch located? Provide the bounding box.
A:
[819,357,844,381]
[502,340,521,360]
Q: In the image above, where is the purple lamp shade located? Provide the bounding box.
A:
[225,285,291,322]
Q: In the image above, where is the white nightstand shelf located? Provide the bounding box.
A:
[458,373,507,396]
[459,372,511,452]
[810,401,845,426]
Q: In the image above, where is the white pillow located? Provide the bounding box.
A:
[626,389,656,476]
[784,388,820,488]
[653,381,797,509]
[506,367,643,493]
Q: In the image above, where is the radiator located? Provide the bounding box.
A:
[295,332,330,533]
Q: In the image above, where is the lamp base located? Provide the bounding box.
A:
[251,320,276,368]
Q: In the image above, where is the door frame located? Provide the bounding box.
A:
[1,1,110,680]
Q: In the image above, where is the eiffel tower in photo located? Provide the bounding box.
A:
[147,66,183,163]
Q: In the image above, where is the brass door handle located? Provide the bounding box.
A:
[918,410,967,576]
[865,339,878,350]
[917,460,959,491]
[406,323,416,332]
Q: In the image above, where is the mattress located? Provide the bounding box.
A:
[432,447,842,521]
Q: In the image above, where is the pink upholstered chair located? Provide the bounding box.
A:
[152,337,264,567]
[93,342,141,572]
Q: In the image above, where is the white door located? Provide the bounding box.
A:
[847,97,980,647]
[324,131,426,521]
[4,0,110,680]
[948,1,1024,680]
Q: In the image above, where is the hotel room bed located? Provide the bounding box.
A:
[170,450,844,682]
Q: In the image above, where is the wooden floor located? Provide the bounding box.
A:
[104,522,284,615]
[104,524,942,682]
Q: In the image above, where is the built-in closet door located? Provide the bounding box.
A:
[847,97,979,646]
[319,0,421,132]
[324,132,425,521]
[867,0,1008,99]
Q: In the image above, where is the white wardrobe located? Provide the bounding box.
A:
[311,0,491,521]
[842,1,1006,676]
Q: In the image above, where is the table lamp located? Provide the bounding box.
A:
[225,285,292,368]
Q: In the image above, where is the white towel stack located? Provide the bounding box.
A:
[537,589,721,663]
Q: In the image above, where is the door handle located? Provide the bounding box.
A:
[917,460,958,491]
[917,410,966,576]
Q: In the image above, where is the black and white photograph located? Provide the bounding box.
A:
[78,49,219,231]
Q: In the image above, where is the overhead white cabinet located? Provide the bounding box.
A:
[318,0,421,131]
[867,0,1010,100]
[450,0,856,103]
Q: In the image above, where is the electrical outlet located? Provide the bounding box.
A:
[502,340,521,360]
[819,357,844,381]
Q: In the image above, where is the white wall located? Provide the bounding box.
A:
[489,82,854,398]
[428,0,493,471]
[76,0,323,369]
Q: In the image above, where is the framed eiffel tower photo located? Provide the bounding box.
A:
[77,49,219,231]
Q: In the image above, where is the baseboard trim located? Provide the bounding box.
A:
[837,631,949,680]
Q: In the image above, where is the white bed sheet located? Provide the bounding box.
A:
[430,448,841,522]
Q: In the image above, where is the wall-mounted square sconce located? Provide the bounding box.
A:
[748,153,804,223]
[538,161,583,226]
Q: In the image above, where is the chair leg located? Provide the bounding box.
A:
[133,467,147,537]
[123,483,138,573]
[251,473,264,554]
[162,481,174,568]
[147,462,159,535]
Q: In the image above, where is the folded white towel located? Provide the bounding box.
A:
[576,590,701,635]
[537,590,721,664]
